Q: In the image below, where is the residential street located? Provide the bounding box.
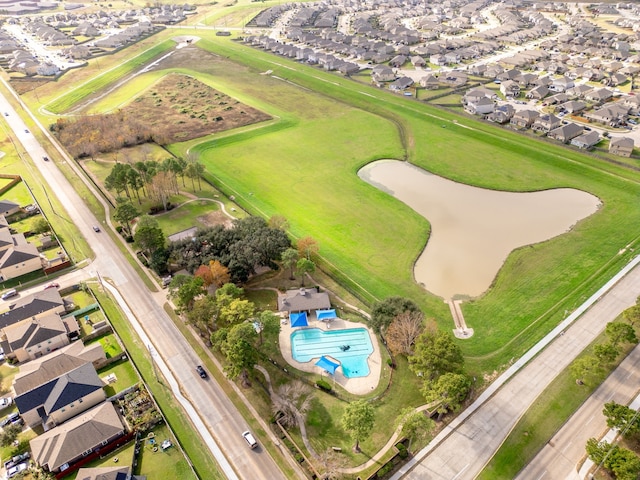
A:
[392,255,640,480]
[0,84,298,480]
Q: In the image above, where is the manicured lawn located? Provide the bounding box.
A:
[88,333,124,359]
[99,360,139,398]
[136,424,195,479]
[0,429,37,463]
[67,440,135,480]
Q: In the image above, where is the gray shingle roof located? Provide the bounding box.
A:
[277,288,330,313]
[0,289,63,329]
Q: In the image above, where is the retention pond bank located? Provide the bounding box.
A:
[358,160,601,300]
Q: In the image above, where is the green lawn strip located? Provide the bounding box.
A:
[181,36,640,368]
[99,360,139,398]
[45,40,177,114]
[67,442,135,480]
[161,304,301,479]
[135,424,194,478]
[93,287,216,480]
[478,331,638,479]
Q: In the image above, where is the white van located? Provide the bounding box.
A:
[242,431,258,449]
[1,289,17,301]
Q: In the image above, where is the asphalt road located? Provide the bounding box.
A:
[516,341,640,480]
[0,84,295,480]
[393,257,640,480]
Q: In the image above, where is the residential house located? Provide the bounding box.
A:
[429,54,446,66]
[621,94,640,115]
[410,55,426,68]
[500,80,520,98]
[30,402,126,473]
[3,313,79,362]
[13,342,107,395]
[566,84,592,98]
[389,77,413,91]
[586,103,629,126]
[464,96,494,116]
[604,72,627,86]
[585,88,614,104]
[510,110,540,129]
[0,242,42,281]
[0,200,19,216]
[419,74,439,90]
[389,55,407,68]
[526,85,549,100]
[0,289,66,331]
[74,466,135,480]
[371,65,395,83]
[548,123,584,143]
[609,136,634,157]
[549,76,574,92]
[559,100,587,114]
[532,113,562,133]
[278,288,330,314]
[546,92,569,105]
[440,72,467,88]
[488,104,515,124]
[570,130,601,149]
[15,361,105,428]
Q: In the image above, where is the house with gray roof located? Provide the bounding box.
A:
[570,130,601,149]
[30,402,125,473]
[609,136,634,157]
[532,113,562,132]
[548,123,584,143]
[510,109,539,129]
[0,242,42,281]
[3,313,79,363]
[15,361,105,428]
[0,289,66,330]
[278,288,330,314]
[0,200,19,216]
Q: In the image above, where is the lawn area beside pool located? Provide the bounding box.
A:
[279,316,382,395]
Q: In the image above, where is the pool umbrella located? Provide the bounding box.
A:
[316,309,337,321]
[315,356,340,375]
[290,312,308,327]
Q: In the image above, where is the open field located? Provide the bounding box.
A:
[32,33,640,381]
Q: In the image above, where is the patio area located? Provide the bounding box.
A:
[278,314,382,395]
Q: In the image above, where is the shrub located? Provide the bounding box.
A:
[316,379,331,392]
[396,443,408,459]
[387,358,395,368]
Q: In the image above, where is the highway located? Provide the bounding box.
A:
[0,83,297,479]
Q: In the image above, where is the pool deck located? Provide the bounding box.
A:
[279,317,382,395]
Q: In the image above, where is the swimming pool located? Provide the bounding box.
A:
[290,328,374,378]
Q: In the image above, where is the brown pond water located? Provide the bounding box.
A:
[358,160,601,300]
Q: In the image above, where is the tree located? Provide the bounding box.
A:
[593,342,620,364]
[30,217,50,235]
[272,381,312,429]
[194,264,214,286]
[148,171,173,210]
[570,355,600,385]
[586,439,640,480]
[316,449,348,480]
[134,215,165,256]
[605,321,638,348]
[209,260,231,288]
[0,423,21,447]
[113,200,139,236]
[386,311,427,356]
[185,295,219,336]
[281,248,299,280]
[603,402,640,438]
[297,236,318,260]
[296,258,315,286]
[256,310,280,346]
[369,296,421,335]
[168,275,205,312]
[409,329,464,381]
[268,215,289,231]
[422,372,471,418]
[341,400,375,452]
[623,304,640,326]
[395,407,435,452]
[218,298,255,326]
[220,322,258,384]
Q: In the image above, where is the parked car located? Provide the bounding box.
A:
[0,397,12,408]
[7,462,28,478]
[1,289,18,301]
[196,365,207,379]
[242,430,258,449]
[1,412,20,427]
[44,283,59,290]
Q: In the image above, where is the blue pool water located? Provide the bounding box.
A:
[290,328,374,378]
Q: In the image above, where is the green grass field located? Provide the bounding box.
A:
[32,31,640,380]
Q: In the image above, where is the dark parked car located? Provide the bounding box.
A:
[196,365,207,379]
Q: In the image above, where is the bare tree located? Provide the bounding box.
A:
[316,449,347,480]
[272,381,313,429]
[386,311,428,356]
